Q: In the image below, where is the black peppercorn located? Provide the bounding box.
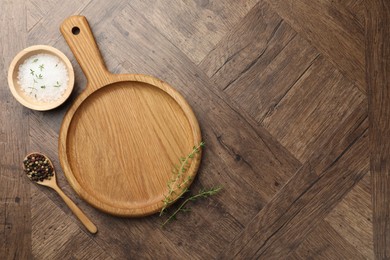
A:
[23,153,54,182]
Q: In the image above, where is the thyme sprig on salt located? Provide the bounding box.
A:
[17,54,69,102]
[53,81,61,88]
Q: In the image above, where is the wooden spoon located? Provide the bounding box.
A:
[23,152,97,234]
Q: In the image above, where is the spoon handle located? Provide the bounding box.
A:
[54,186,98,234]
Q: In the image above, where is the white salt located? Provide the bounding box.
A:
[17,53,69,102]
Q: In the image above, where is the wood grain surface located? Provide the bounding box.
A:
[0,0,388,259]
[367,0,390,258]
[59,16,202,216]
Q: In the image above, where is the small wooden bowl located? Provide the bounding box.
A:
[8,45,75,111]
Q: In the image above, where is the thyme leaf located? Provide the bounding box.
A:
[161,186,222,227]
[160,142,222,227]
[160,141,205,215]
[53,81,61,87]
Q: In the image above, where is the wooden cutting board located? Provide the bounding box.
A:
[58,16,202,217]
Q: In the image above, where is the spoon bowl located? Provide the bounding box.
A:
[23,152,97,234]
[23,152,57,187]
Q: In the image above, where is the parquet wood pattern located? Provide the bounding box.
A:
[1,0,387,259]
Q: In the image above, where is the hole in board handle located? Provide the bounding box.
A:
[72,27,80,35]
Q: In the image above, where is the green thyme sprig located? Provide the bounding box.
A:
[28,69,38,94]
[53,81,61,88]
[161,186,222,227]
[26,59,64,99]
[29,69,43,94]
[160,141,205,215]
[159,141,222,227]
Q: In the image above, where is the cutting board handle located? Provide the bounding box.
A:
[60,16,110,89]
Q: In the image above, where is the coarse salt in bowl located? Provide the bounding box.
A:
[8,45,75,111]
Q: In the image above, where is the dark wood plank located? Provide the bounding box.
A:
[31,185,111,260]
[0,1,31,259]
[225,35,318,124]
[27,0,92,44]
[334,0,365,28]
[288,176,373,259]
[199,1,365,170]
[291,221,367,260]
[325,173,374,259]
[367,1,390,258]
[129,0,260,64]
[265,0,365,93]
[199,1,296,90]
[262,55,365,162]
[219,101,368,258]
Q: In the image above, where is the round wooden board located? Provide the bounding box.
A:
[59,16,202,217]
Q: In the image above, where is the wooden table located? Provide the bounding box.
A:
[1,1,389,259]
